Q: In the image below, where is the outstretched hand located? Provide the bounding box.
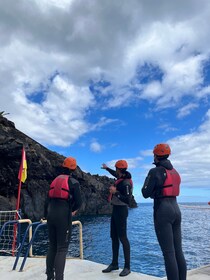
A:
[101,163,108,169]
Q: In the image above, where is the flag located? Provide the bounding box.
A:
[18,148,27,183]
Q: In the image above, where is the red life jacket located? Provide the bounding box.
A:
[108,178,133,202]
[49,175,70,200]
[115,178,133,189]
[162,168,180,197]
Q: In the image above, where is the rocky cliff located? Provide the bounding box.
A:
[0,116,137,220]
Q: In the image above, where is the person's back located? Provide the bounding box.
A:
[141,143,187,280]
[45,157,82,280]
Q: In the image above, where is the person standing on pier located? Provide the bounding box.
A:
[45,157,82,280]
[101,160,132,277]
[141,143,187,280]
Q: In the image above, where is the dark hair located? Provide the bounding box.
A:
[120,168,127,174]
[56,166,70,175]
[156,155,169,161]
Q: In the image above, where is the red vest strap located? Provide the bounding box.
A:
[115,178,133,187]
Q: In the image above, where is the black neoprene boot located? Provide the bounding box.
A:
[46,271,55,280]
[47,276,54,280]
[119,268,131,277]
[102,264,119,273]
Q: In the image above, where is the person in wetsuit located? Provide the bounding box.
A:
[101,160,132,277]
[45,157,82,280]
[141,143,187,280]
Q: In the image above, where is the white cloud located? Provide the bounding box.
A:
[90,140,103,153]
[141,109,210,189]
[107,157,143,170]
[177,103,199,119]
[34,0,74,10]
[197,86,210,98]
[157,123,178,133]
[90,117,121,130]
[141,81,163,100]
[1,0,210,147]
[9,75,95,146]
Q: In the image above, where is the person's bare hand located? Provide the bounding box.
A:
[109,185,117,194]
[101,163,108,169]
[72,211,77,216]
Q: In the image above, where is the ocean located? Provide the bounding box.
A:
[30,202,210,278]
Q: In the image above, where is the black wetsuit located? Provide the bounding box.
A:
[106,168,132,270]
[141,159,187,280]
[45,175,82,280]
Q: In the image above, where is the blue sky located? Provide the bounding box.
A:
[1,0,210,203]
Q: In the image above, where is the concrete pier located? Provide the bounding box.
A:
[0,256,209,279]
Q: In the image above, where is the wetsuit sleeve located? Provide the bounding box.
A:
[114,180,132,205]
[70,179,82,212]
[105,167,118,178]
[141,167,166,198]
[44,196,49,218]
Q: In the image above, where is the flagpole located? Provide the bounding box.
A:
[12,147,26,256]
[16,179,22,216]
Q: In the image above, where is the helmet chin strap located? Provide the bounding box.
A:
[154,155,158,163]
[116,168,124,178]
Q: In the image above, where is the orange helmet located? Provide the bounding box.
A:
[153,143,171,156]
[115,160,128,169]
[62,157,77,170]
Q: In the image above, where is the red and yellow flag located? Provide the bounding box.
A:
[18,148,27,183]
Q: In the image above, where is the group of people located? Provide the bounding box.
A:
[44,143,187,280]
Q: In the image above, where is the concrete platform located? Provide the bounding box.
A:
[0,256,209,279]
[186,264,210,280]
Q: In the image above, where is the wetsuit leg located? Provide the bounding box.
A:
[46,223,57,278]
[46,200,72,280]
[154,198,186,280]
[119,207,130,269]
[54,218,72,280]
[112,206,130,269]
[119,236,130,269]
[173,206,187,280]
[154,199,179,280]
[155,220,179,279]
[110,213,119,266]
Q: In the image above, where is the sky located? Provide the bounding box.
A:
[1,0,210,203]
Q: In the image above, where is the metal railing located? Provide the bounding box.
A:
[0,219,32,255]
[0,218,83,271]
[72,220,83,259]
[13,221,40,270]
[18,219,83,271]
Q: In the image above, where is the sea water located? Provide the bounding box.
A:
[30,203,210,278]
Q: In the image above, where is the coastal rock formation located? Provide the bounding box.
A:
[0,116,137,221]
